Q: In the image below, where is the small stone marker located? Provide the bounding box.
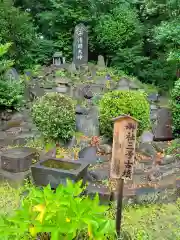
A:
[97,55,106,69]
[73,23,88,67]
[110,115,138,180]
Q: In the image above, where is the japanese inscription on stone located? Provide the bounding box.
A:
[73,23,88,66]
[110,116,138,180]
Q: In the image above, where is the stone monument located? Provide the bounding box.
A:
[73,23,88,67]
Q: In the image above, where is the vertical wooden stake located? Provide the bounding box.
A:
[110,115,138,238]
[116,178,124,237]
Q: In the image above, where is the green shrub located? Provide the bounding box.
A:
[171,79,180,137]
[99,90,150,139]
[31,93,76,143]
[0,180,115,240]
[0,78,24,110]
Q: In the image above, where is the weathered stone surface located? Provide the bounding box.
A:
[54,77,70,85]
[148,93,159,102]
[97,55,106,69]
[75,105,88,114]
[29,83,45,99]
[129,81,139,90]
[0,131,13,147]
[86,184,110,204]
[150,104,159,121]
[98,144,112,154]
[0,169,31,188]
[94,76,107,84]
[160,155,176,165]
[152,141,170,153]
[78,146,98,164]
[55,85,69,93]
[76,106,99,136]
[31,158,89,188]
[13,133,34,145]
[153,107,174,141]
[140,131,154,143]
[1,147,38,173]
[116,78,129,90]
[6,127,22,136]
[88,168,109,181]
[138,142,156,157]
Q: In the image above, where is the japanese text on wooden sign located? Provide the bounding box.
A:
[110,116,138,180]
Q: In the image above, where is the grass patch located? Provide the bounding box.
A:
[0,182,22,215]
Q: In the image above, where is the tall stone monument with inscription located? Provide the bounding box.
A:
[73,23,88,67]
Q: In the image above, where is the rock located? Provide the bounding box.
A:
[150,104,158,121]
[88,168,109,181]
[55,85,69,93]
[54,77,70,85]
[98,144,112,154]
[82,84,93,99]
[95,76,107,84]
[138,142,156,157]
[86,184,110,205]
[75,105,88,114]
[13,133,35,145]
[1,147,38,173]
[99,136,110,145]
[140,131,154,143]
[66,136,77,148]
[29,83,45,99]
[6,127,22,136]
[11,113,25,122]
[160,155,176,165]
[152,141,170,153]
[0,131,13,147]
[116,78,129,90]
[129,81,139,90]
[78,146,98,164]
[76,106,99,137]
[135,187,160,204]
[148,93,159,102]
[4,68,19,81]
[153,107,174,141]
[97,55,106,69]
[0,169,31,188]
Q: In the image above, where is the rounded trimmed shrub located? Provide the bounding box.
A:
[99,90,150,139]
[171,79,180,137]
[31,93,76,142]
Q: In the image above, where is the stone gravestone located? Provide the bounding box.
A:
[76,106,100,137]
[153,107,174,141]
[97,55,106,69]
[5,68,19,81]
[73,23,88,67]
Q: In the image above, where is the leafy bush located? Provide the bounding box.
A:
[0,42,14,74]
[0,78,24,110]
[0,180,115,240]
[0,43,24,110]
[99,90,150,139]
[171,79,180,137]
[31,93,76,143]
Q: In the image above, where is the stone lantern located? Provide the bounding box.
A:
[53,52,65,66]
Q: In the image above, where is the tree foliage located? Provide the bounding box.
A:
[0,0,178,90]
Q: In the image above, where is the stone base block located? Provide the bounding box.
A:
[0,169,31,188]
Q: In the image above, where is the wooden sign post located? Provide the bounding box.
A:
[110,115,138,237]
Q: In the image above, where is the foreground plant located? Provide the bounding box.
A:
[0,180,115,240]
